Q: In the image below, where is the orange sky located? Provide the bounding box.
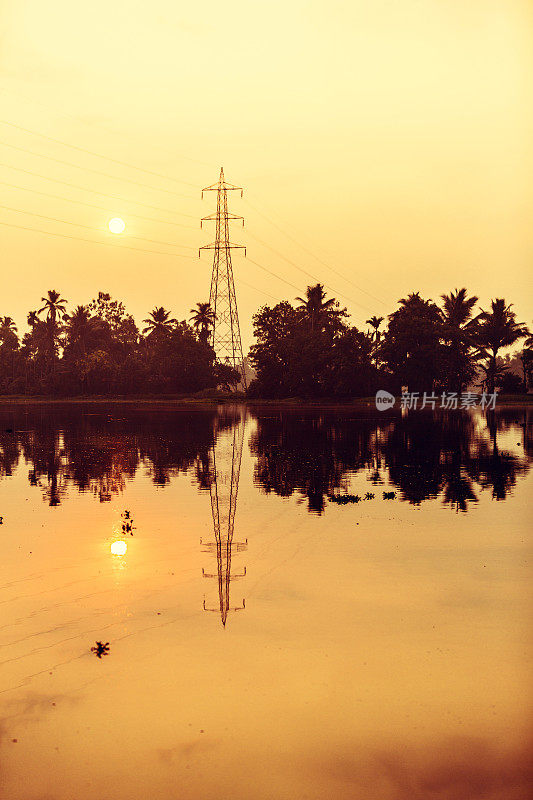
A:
[1,0,532,349]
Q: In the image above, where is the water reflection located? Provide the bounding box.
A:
[201,408,247,627]
[0,405,530,516]
[249,408,531,512]
[0,405,233,505]
[0,404,531,800]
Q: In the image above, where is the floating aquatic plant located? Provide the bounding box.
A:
[91,641,110,658]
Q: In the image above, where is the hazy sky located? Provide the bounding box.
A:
[1,0,532,349]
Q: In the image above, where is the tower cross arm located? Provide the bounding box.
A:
[202,181,243,198]
[199,242,246,257]
[201,212,244,228]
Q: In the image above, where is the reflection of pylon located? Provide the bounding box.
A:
[199,168,247,389]
[202,411,247,626]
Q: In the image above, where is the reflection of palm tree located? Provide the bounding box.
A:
[189,302,215,344]
[142,307,178,336]
[296,284,338,333]
[250,413,376,513]
[475,299,529,392]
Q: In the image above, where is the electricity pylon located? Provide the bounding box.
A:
[200,168,247,390]
[201,410,247,627]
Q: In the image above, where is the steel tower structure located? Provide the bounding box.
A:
[200,169,247,389]
[201,410,247,627]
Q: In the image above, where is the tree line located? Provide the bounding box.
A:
[248,285,532,397]
[0,291,236,395]
[0,284,531,397]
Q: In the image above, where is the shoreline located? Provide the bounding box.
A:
[0,395,531,409]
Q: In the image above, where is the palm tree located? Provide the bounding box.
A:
[189,302,215,344]
[0,317,19,381]
[38,289,67,323]
[365,315,384,342]
[64,305,93,355]
[439,288,479,392]
[142,307,178,336]
[27,310,39,328]
[440,288,478,328]
[0,316,17,335]
[37,290,67,371]
[519,334,533,392]
[296,284,338,333]
[475,299,529,393]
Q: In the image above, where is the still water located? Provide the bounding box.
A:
[0,403,531,800]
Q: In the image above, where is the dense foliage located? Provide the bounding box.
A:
[0,283,530,397]
[0,291,238,396]
[249,285,531,397]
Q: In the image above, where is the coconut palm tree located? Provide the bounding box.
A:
[37,290,67,372]
[365,315,384,342]
[142,307,178,336]
[475,299,529,393]
[0,317,19,383]
[0,316,17,335]
[439,288,479,392]
[518,333,533,391]
[27,310,39,328]
[38,289,67,323]
[189,302,215,344]
[296,284,339,333]
[64,305,93,355]
[440,288,478,328]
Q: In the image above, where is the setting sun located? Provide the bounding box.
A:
[110,540,127,556]
[108,217,126,234]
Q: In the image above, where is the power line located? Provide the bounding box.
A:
[0,86,216,169]
[0,204,196,250]
[246,256,303,293]
[0,161,197,218]
[245,196,389,310]
[246,232,370,323]
[0,219,197,259]
[0,180,196,229]
[238,278,280,302]
[0,120,199,188]
[0,140,199,201]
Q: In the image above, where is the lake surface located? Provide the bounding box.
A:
[0,403,531,800]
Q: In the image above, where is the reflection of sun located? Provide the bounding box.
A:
[108,217,125,234]
[111,540,127,556]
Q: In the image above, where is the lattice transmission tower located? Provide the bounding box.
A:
[200,169,247,389]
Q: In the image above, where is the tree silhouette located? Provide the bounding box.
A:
[296,283,342,333]
[439,287,479,392]
[38,289,67,323]
[379,293,444,393]
[475,299,529,392]
[142,307,178,337]
[189,302,215,344]
[365,315,384,341]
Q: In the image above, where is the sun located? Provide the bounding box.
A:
[111,540,127,556]
[108,217,126,234]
